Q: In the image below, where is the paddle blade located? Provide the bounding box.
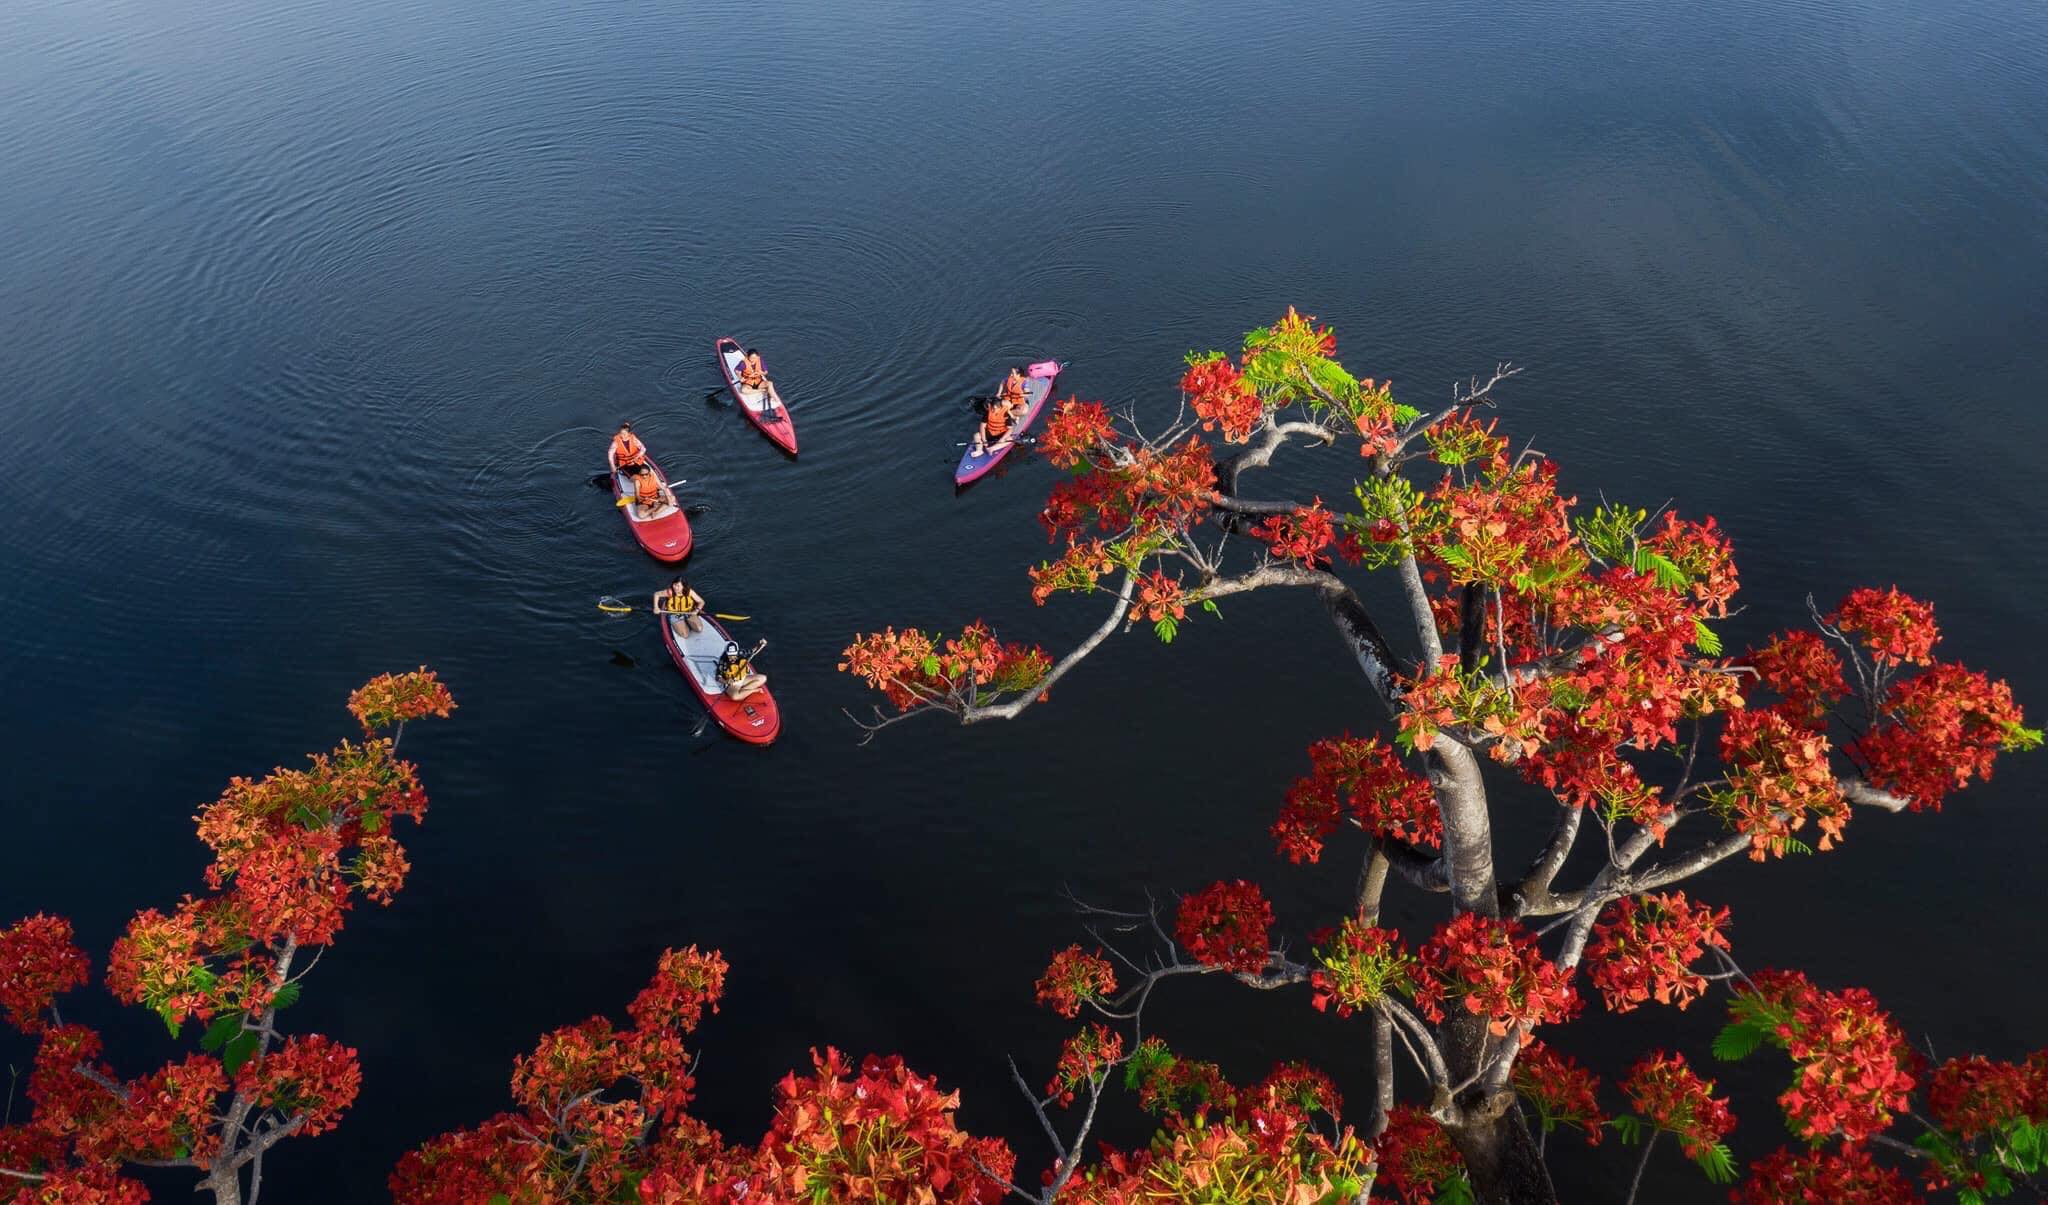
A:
[610,650,637,668]
[712,612,749,622]
[597,596,634,614]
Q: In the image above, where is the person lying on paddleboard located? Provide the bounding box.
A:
[609,422,648,473]
[629,464,675,518]
[653,577,707,635]
[716,641,768,701]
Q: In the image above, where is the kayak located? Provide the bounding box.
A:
[609,455,693,562]
[954,360,1062,485]
[660,610,781,745]
[715,337,799,455]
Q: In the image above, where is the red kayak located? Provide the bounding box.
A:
[715,337,799,455]
[609,455,693,562]
[660,611,781,745]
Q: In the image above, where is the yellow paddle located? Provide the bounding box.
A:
[597,596,748,621]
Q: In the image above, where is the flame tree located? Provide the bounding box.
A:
[0,671,454,1204]
[837,311,2044,1202]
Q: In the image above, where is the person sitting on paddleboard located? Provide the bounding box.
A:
[610,422,649,473]
[652,577,707,635]
[716,641,768,701]
[738,349,771,395]
[629,464,675,519]
[970,377,1030,457]
[998,365,1029,409]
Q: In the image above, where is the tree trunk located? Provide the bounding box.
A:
[1443,1098,1559,1204]
[205,1165,242,1205]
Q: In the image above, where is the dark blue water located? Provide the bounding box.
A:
[3,0,2045,1197]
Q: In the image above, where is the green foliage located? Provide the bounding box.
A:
[199,1013,243,1053]
[222,1030,260,1077]
[1691,1143,1736,1184]
[1631,547,1689,592]
[1393,403,1423,425]
[1575,504,1648,564]
[1200,598,1222,618]
[1693,619,1724,656]
[2003,720,2045,752]
[1916,1118,2048,1204]
[1154,616,1179,644]
[1434,1174,1478,1205]
[1710,1019,1769,1063]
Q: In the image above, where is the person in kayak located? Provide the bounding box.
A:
[737,348,784,418]
[998,366,1029,409]
[609,422,649,473]
[652,577,707,635]
[716,642,768,700]
[629,464,675,518]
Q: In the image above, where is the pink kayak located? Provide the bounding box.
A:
[955,360,1062,485]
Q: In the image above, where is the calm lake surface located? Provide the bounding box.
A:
[3,0,2045,1197]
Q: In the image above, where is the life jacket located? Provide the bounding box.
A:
[1000,375,1027,406]
[659,590,697,615]
[717,655,748,683]
[740,356,766,388]
[984,404,1012,438]
[613,431,647,467]
[635,472,661,507]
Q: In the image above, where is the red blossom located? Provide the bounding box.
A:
[1133,569,1187,624]
[1374,1105,1465,1205]
[1827,587,1938,666]
[1414,914,1578,1037]
[1850,661,2029,810]
[1729,972,1918,1144]
[1585,892,1732,1013]
[1734,1143,1921,1203]
[1748,630,1847,724]
[1251,500,1339,568]
[1309,920,1414,1018]
[239,1035,360,1137]
[1174,881,1274,974]
[1181,354,1263,442]
[1513,1040,1606,1144]
[1273,735,1439,863]
[838,624,1052,710]
[0,915,90,1034]
[1045,1024,1124,1107]
[1927,1053,2048,1139]
[1621,1051,1736,1161]
[1717,708,1849,859]
[1034,946,1117,1019]
[1038,397,1118,467]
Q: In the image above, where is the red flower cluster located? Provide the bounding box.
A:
[1413,913,1578,1036]
[1046,1023,1124,1107]
[1374,1105,1466,1205]
[1423,410,1508,466]
[1585,892,1732,1013]
[1827,586,1938,666]
[1734,1143,1920,1204]
[0,915,90,1033]
[1731,971,1918,1143]
[1309,919,1414,1018]
[1513,1040,1606,1144]
[1034,945,1117,1019]
[239,1034,361,1138]
[1133,569,1186,624]
[1038,397,1118,467]
[1251,500,1339,568]
[1927,1052,2048,1139]
[1717,708,1848,859]
[1272,735,1439,864]
[1182,353,1263,442]
[1254,1062,1342,1120]
[1851,662,2029,810]
[1174,881,1274,974]
[346,667,456,732]
[1621,1052,1736,1160]
[837,624,1052,711]
[1749,630,1847,724]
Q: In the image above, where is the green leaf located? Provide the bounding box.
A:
[1153,616,1179,644]
[1433,1173,1478,1205]
[1200,598,1221,617]
[1693,1142,1736,1184]
[1711,1020,1768,1062]
[1631,548,1688,591]
[1437,544,1473,571]
[199,1013,244,1053]
[1693,619,1723,656]
[2002,721,2044,752]
[919,654,940,676]
[490,1197,512,1205]
[1393,403,1423,425]
[222,1030,260,1078]
[270,982,302,1012]
[1609,1115,1645,1145]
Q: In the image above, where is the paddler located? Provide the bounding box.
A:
[738,349,771,395]
[970,371,1030,457]
[652,577,707,635]
[715,641,768,701]
[630,464,675,519]
[609,422,649,474]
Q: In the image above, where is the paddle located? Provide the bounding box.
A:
[597,596,750,621]
[955,436,1036,448]
[686,638,768,666]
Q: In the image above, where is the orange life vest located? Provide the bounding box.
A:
[718,655,748,683]
[740,356,766,388]
[984,404,1012,438]
[1000,375,1027,406]
[659,590,697,615]
[635,472,661,507]
[613,431,647,467]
